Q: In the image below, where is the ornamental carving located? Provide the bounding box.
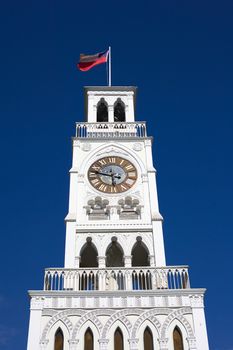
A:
[131,309,161,338]
[71,310,104,339]
[41,309,86,341]
[82,143,91,151]
[133,143,143,151]
[160,307,194,339]
[190,294,204,307]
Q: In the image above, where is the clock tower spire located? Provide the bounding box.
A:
[27,85,209,350]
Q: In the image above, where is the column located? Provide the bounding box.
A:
[128,338,139,350]
[27,297,44,350]
[69,339,79,350]
[108,105,114,122]
[99,339,109,350]
[190,295,209,350]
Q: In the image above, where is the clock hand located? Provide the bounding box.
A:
[113,174,121,179]
[94,171,113,177]
[94,171,121,179]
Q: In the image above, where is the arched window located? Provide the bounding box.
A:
[97,98,108,122]
[144,327,154,350]
[173,326,184,350]
[114,99,125,122]
[80,239,98,268]
[131,238,149,266]
[114,327,124,350]
[54,328,64,350]
[106,239,124,267]
[84,328,94,350]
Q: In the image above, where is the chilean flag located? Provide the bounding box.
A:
[77,49,109,71]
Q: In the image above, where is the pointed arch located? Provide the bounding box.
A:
[80,240,98,268]
[114,99,125,122]
[54,328,64,350]
[97,98,108,122]
[131,239,149,266]
[144,326,154,350]
[84,327,94,350]
[106,239,124,267]
[114,327,124,350]
[173,326,184,350]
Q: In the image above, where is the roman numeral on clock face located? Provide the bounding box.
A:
[91,179,100,186]
[89,172,97,178]
[99,159,107,166]
[98,184,107,192]
[91,164,100,171]
[125,164,134,171]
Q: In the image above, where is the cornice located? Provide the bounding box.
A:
[28,288,206,298]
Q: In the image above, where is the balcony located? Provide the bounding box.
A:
[75,122,147,138]
[44,266,190,292]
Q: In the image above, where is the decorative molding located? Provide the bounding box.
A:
[73,140,81,147]
[71,310,104,339]
[189,294,204,308]
[160,307,194,340]
[133,143,143,151]
[101,309,136,338]
[158,338,169,350]
[31,296,44,309]
[98,338,109,350]
[187,336,197,349]
[131,309,162,338]
[40,309,86,341]
[151,212,163,221]
[82,143,91,151]
[77,174,85,183]
[128,338,139,350]
[39,339,49,350]
[96,146,129,158]
[68,339,79,350]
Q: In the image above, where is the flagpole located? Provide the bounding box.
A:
[108,46,111,86]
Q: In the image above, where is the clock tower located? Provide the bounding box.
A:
[27,86,209,350]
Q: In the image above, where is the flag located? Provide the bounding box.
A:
[77,49,109,71]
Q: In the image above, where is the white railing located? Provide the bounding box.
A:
[75,122,147,138]
[44,266,190,292]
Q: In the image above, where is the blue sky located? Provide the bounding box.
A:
[0,0,232,349]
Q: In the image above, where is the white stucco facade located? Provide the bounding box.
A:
[27,86,209,350]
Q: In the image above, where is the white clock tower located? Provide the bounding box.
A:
[27,86,209,350]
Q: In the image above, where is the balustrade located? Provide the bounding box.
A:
[44,266,190,291]
[75,122,147,138]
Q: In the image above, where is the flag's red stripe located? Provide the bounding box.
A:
[77,56,107,71]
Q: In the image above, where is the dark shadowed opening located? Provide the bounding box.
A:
[131,239,149,266]
[114,327,124,350]
[144,327,154,350]
[106,240,124,267]
[97,98,108,122]
[173,326,184,350]
[80,240,98,268]
[54,328,64,350]
[114,99,125,122]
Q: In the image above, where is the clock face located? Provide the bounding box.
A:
[88,156,137,193]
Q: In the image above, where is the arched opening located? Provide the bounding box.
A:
[114,327,124,350]
[97,98,108,122]
[173,326,184,350]
[106,239,124,267]
[114,99,125,122]
[54,328,64,350]
[131,238,149,266]
[80,239,98,268]
[144,327,154,350]
[114,98,125,122]
[84,327,94,350]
